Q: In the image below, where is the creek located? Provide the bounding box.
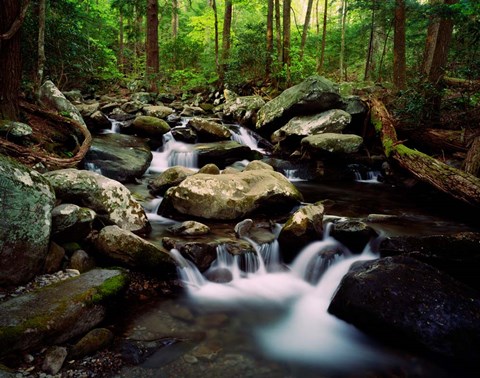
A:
[91,116,477,377]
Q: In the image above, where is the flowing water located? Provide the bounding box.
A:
[102,115,477,377]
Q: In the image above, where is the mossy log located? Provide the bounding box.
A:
[407,128,474,154]
[443,76,480,89]
[464,136,480,177]
[0,101,92,169]
[369,98,480,208]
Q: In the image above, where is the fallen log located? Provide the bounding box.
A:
[369,98,480,208]
[443,76,480,89]
[464,136,480,177]
[0,101,92,169]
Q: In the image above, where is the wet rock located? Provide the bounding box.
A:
[75,102,100,117]
[378,232,480,290]
[51,203,96,243]
[198,163,220,174]
[160,170,303,220]
[121,100,144,114]
[301,133,363,155]
[271,109,351,144]
[94,225,175,272]
[0,120,32,139]
[44,169,150,234]
[244,160,274,171]
[84,133,153,183]
[187,117,231,141]
[44,242,66,274]
[88,110,111,129]
[278,203,325,262]
[69,328,114,359]
[143,105,174,119]
[0,155,56,285]
[195,140,255,169]
[42,346,67,374]
[256,75,342,133]
[330,218,378,253]
[63,89,83,103]
[204,267,233,283]
[148,166,195,196]
[131,115,171,138]
[0,268,129,356]
[171,126,197,143]
[167,221,211,236]
[68,250,95,273]
[180,106,206,117]
[223,95,265,127]
[162,238,217,272]
[329,256,480,364]
[234,219,254,238]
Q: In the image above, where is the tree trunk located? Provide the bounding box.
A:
[370,98,480,208]
[299,0,314,61]
[317,0,328,73]
[220,0,233,83]
[146,0,159,92]
[119,11,125,73]
[172,0,179,39]
[339,0,347,80]
[421,0,458,126]
[0,0,30,121]
[364,1,376,81]
[34,0,46,100]
[210,0,220,76]
[266,0,274,79]
[463,137,480,177]
[274,0,282,64]
[393,0,406,89]
[283,0,292,84]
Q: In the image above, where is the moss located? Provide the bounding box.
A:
[90,272,129,304]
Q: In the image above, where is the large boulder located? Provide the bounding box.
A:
[301,133,363,155]
[0,268,129,356]
[186,117,231,141]
[51,204,96,243]
[143,105,174,119]
[131,116,171,138]
[271,109,351,143]
[223,95,266,127]
[159,168,303,220]
[84,133,152,183]
[39,80,86,128]
[194,140,255,169]
[93,226,175,272]
[328,256,480,363]
[256,76,342,133]
[0,155,56,285]
[148,166,196,196]
[44,169,150,234]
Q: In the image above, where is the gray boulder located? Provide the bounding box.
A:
[271,109,351,143]
[132,115,171,138]
[148,166,195,196]
[121,100,144,114]
[0,120,32,139]
[94,225,174,271]
[223,95,265,126]
[44,169,150,234]
[143,105,174,119]
[167,221,210,236]
[160,168,303,220]
[84,133,153,183]
[256,76,342,133]
[0,268,129,356]
[330,218,378,252]
[187,117,231,141]
[39,80,86,127]
[301,133,363,155]
[0,155,56,285]
[75,102,100,118]
[195,140,255,168]
[51,203,96,243]
[329,256,480,363]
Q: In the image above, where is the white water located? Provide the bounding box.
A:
[168,232,394,371]
[230,125,266,154]
[149,132,198,173]
[283,169,307,182]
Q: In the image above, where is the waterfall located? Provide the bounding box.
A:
[149,132,198,173]
[229,125,267,153]
[349,164,382,184]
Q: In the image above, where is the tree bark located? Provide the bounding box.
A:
[364,1,376,81]
[220,0,233,83]
[0,0,30,121]
[172,0,179,39]
[339,0,347,80]
[34,0,46,100]
[283,0,292,84]
[463,137,480,177]
[119,11,125,73]
[299,0,314,61]
[317,0,328,73]
[274,0,282,65]
[393,0,406,89]
[146,0,159,92]
[266,0,274,79]
[210,0,220,76]
[370,98,480,208]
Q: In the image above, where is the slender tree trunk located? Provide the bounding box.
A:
[421,0,458,126]
[210,0,220,76]
[0,0,30,120]
[339,0,347,80]
[283,0,292,84]
[220,0,233,83]
[172,0,179,39]
[393,0,406,89]
[318,0,328,73]
[34,0,46,100]
[146,0,159,92]
[299,0,314,61]
[364,1,376,81]
[266,0,274,79]
[119,11,125,73]
[274,0,282,64]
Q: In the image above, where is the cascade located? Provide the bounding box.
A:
[149,132,198,173]
[229,125,266,153]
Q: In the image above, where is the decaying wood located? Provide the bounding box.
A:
[369,98,480,208]
[463,136,480,177]
[0,101,92,169]
[443,76,480,89]
[407,128,475,154]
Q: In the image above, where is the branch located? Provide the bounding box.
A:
[0,0,31,41]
